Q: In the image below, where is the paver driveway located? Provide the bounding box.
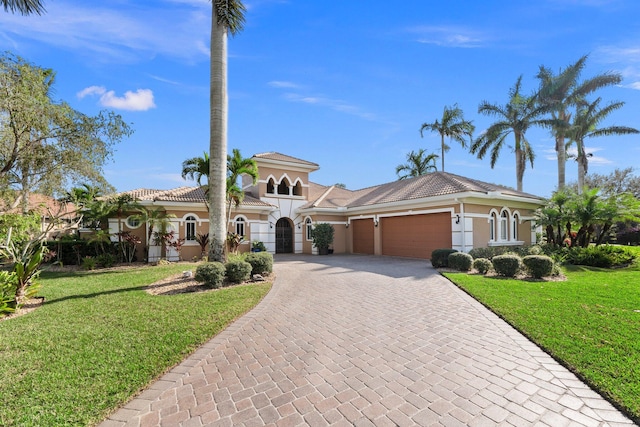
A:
[101,255,634,426]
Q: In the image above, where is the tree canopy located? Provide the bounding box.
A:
[0,53,132,212]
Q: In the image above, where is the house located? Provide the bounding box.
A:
[2,193,78,240]
[109,152,544,261]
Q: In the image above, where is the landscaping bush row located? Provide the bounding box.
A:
[431,247,556,279]
[195,252,273,288]
[44,240,120,266]
[436,244,637,271]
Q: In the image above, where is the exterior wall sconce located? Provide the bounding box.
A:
[269,222,273,229]
[297,223,301,229]
[373,218,379,227]
[345,223,349,228]
[455,215,461,224]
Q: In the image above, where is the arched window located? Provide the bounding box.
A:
[305,217,313,241]
[235,217,246,237]
[292,181,302,196]
[277,177,290,195]
[266,178,275,194]
[500,211,508,241]
[512,213,519,240]
[489,212,496,241]
[185,215,196,241]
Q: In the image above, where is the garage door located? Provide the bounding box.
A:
[352,219,374,254]
[381,213,452,259]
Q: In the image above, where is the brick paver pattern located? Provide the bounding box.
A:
[100,255,635,426]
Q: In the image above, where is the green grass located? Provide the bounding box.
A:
[0,264,271,426]
[444,264,640,422]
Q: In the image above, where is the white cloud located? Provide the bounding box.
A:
[0,0,211,63]
[283,92,376,120]
[406,25,487,48]
[77,86,156,111]
[268,81,302,89]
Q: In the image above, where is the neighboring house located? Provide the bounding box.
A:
[110,152,544,261]
[2,193,78,239]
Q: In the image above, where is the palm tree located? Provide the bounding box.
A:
[181,152,210,188]
[471,76,549,192]
[209,0,246,262]
[1,0,44,15]
[395,149,438,180]
[226,148,258,233]
[420,104,475,172]
[133,207,176,262]
[567,97,639,193]
[537,55,622,190]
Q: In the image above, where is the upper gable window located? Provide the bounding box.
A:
[277,178,290,195]
[292,181,302,196]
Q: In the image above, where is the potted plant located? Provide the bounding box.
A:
[251,240,267,252]
[311,223,334,255]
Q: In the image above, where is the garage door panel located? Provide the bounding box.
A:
[352,219,374,254]
[381,213,451,259]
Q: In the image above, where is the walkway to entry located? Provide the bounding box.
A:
[100,255,634,426]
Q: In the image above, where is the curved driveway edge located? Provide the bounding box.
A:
[100,254,634,426]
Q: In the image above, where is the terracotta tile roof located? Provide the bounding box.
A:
[3,194,78,219]
[253,152,319,168]
[114,187,273,207]
[306,172,542,209]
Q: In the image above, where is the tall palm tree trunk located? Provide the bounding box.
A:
[440,134,445,172]
[209,11,228,262]
[556,112,567,190]
[577,153,587,194]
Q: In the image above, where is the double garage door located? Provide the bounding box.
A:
[352,213,452,259]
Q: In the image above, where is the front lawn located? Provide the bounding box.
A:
[0,263,271,426]
[444,264,640,422]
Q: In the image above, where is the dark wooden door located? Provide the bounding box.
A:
[276,218,293,253]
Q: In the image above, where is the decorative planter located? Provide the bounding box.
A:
[318,247,329,255]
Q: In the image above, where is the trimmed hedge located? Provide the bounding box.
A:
[469,245,538,260]
[492,254,522,277]
[225,260,252,284]
[448,252,473,272]
[194,262,226,288]
[244,252,273,275]
[431,249,458,268]
[523,255,554,279]
[473,258,492,275]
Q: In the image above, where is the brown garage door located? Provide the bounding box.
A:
[381,213,452,259]
[352,219,374,254]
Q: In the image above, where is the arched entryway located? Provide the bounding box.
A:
[275,217,293,254]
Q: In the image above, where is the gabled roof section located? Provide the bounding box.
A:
[305,172,542,209]
[253,152,320,172]
[114,187,273,207]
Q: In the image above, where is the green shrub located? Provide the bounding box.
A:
[431,249,458,268]
[522,255,554,279]
[194,262,226,288]
[96,253,116,268]
[244,252,273,275]
[565,245,636,268]
[225,260,252,284]
[81,256,97,271]
[0,271,18,316]
[473,258,492,274]
[448,252,473,272]
[492,254,522,277]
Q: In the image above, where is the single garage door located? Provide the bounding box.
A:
[381,213,452,259]
[352,218,374,254]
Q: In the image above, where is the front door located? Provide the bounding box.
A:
[276,218,293,253]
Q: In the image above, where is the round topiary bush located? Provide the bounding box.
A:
[492,254,522,278]
[472,258,492,275]
[431,249,458,268]
[522,255,554,279]
[194,262,226,288]
[448,252,473,272]
[244,252,273,275]
[225,259,252,284]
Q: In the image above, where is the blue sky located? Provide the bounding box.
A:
[1,0,640,198]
